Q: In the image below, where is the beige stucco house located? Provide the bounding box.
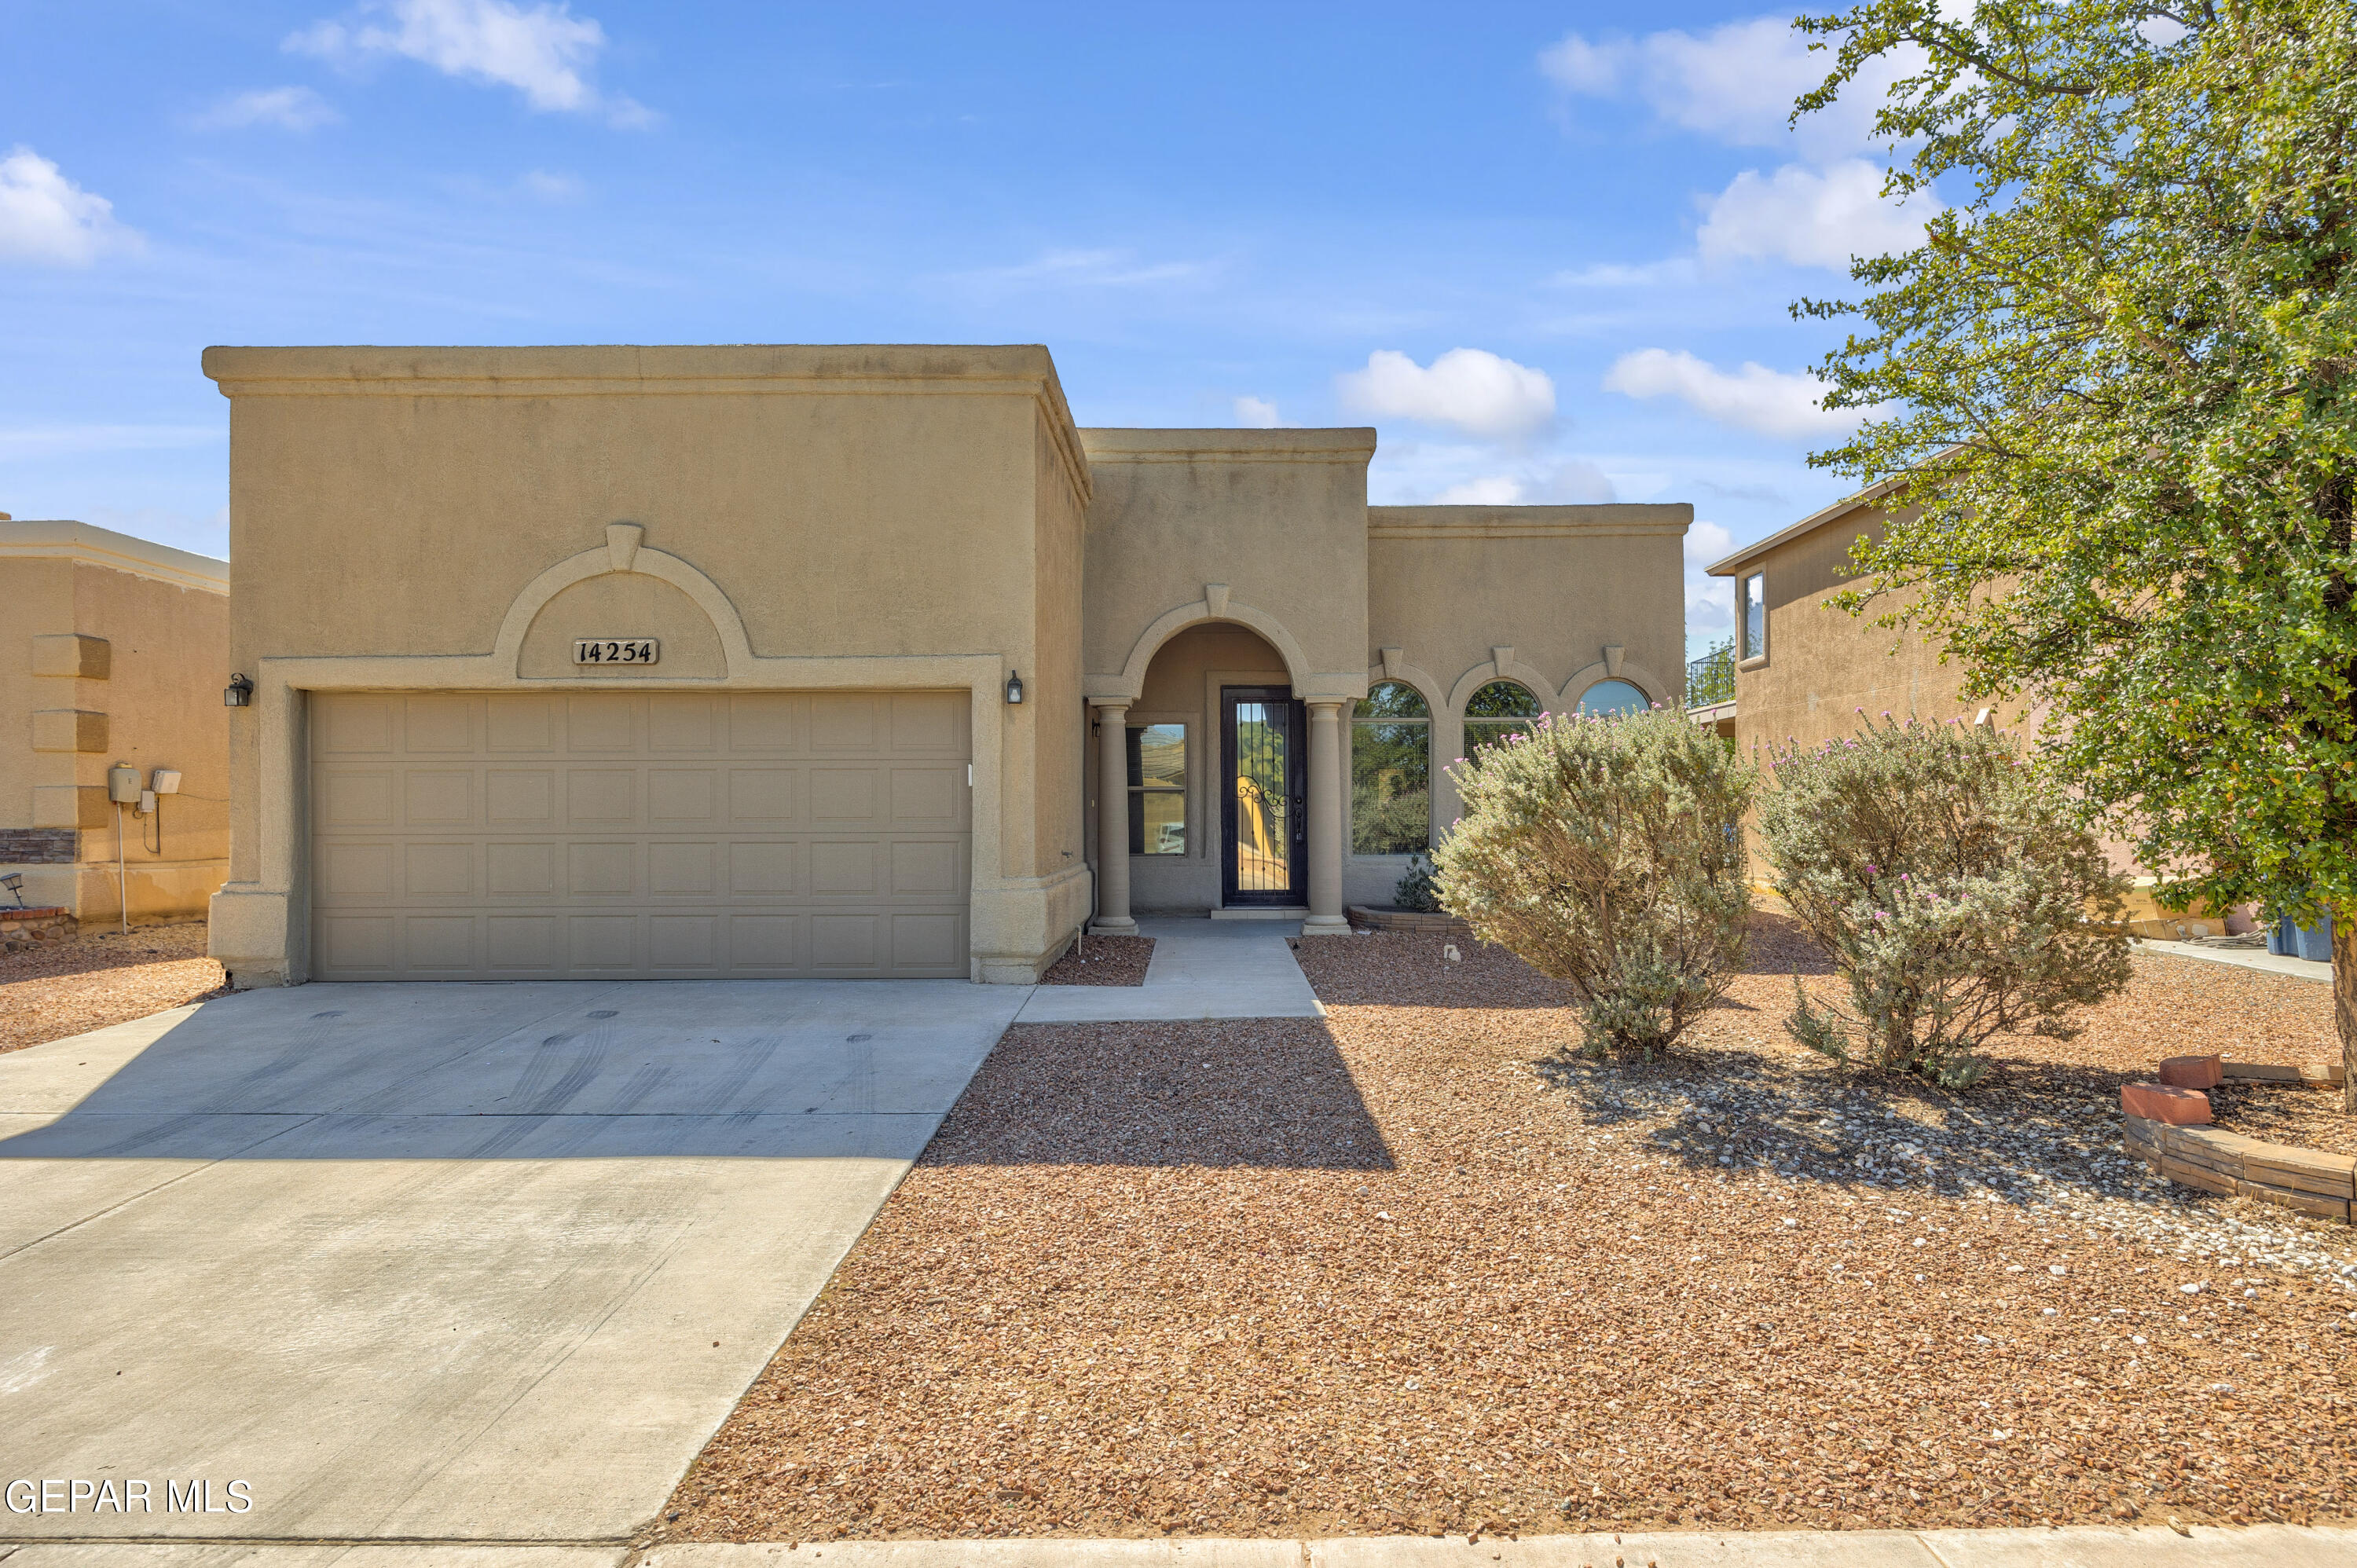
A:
[205,344,1688,987]
[2,519,231,924]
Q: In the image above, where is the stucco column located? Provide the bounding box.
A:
[1091,699,1137,934]
[1303,699,1349,936]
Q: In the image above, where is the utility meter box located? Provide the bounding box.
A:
[150,768,182,795]
[108,764,141,804]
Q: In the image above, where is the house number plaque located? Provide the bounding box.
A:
[574,638,660,666]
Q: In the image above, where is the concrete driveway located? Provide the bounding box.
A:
[0,979,1027,1546]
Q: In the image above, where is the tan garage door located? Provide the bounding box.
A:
[310,691,970,980]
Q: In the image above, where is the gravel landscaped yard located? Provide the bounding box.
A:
[656,916,2356,1547]
[1038,935,1157,987]
[0,920,224,1054]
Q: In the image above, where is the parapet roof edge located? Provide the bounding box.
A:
[1705,471,1926,577]
[0,520,230,594]
[1078,427,1378,464]
[199,343,1091,508]
[1369,503,1691,538]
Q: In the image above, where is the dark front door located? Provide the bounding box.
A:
[1220,686,1304,906]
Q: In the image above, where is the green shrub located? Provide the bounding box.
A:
[1758,716,2132,1089]
[1434,706,1756,1053]
[1393,852,1442,913]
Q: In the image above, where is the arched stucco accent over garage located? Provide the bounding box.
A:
[1092,585,1317,702]
[491,522,755,679]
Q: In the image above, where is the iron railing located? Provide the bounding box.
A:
[1687,642,1736,709]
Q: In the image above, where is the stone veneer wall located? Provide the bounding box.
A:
[0,904,74,950]
[2124,1114,2355,1225]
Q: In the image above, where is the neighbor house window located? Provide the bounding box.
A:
[1128,724,1186,855]
[1351,681,1429,854]
[1577,678,1649,717]
[1739,572,1767,661]
[1464,680,1544,755]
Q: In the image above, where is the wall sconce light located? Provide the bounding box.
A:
[1005,669,1024,705]
[224,673,253,707]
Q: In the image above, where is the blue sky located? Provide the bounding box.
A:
[3,2,1939,657]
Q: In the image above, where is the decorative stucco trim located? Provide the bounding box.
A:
[1079,427,1378,465]
[0,520,229,595]
[489,530,757,679]
[1094,593,1318,702]
[1363,658,1443,716]
[1369,504,1692,540]
[1563,658,1673,712]
[1447,657,1566,717]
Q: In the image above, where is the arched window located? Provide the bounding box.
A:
[1351,681,1430,853]
[1464,680,1543,755]
[1576,678,1650,717]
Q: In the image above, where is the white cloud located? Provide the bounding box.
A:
[1336,349,1556,443]
[1698,159,1941,270]
[192,86,342,132]
[1541,16,1912,159]
[1550,257,1698,288]
[0,148,138,266]
[1233,396,1281,429]
[1684,519,1737,636]
[1604,349,1881,441]
[1435,476,1526,504]
[519,169,585,200]
[984,248,1209,288]
[288,0,651,124]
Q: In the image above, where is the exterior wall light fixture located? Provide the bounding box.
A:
[225,673,253,707]
[1006,669,1024,705]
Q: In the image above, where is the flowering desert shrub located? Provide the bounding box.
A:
[1758,716,2131,1089]
[1434,706,1755,1053]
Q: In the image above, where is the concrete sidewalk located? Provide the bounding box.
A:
[5,1525,2354,1566]
[1013,918,1325,1023]
[2129,937,2333,984]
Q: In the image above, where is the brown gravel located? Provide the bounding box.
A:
[2212,1081,2357,1159]
[659,914,2357,1544]
[1038,935,1156,987]
[0,921,226,1054]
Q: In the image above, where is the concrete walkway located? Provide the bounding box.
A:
[2130,936,2333,984]
[1013,917,1325,1023]
[4,1525,2352,1565]
[0,980,1026,1545]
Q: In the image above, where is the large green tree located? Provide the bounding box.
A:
[1792,0,2357,1105]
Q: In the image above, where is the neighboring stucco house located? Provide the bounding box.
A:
[2,518,231,924]
[1702,480,1981,752]
[1705,485,2242,938]
[205,344,1688,987]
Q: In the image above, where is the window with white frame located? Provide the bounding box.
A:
[1739,572,1767,661]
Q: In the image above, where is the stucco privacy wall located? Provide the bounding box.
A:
[203,345,1092,985]
[1,522,230,921]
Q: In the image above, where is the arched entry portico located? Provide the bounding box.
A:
[1087,589,1351,938]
